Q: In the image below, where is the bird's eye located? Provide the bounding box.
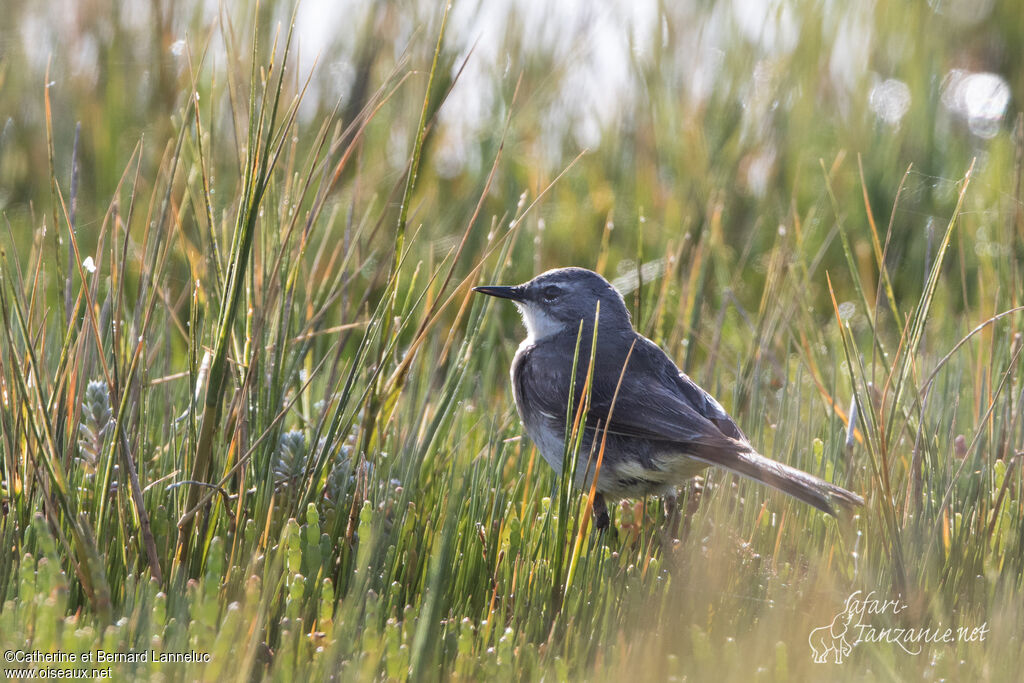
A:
[542,286,560,302]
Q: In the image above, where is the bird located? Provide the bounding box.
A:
[474,266,863,531]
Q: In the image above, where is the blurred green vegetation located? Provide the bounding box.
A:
[0,0,1021,680]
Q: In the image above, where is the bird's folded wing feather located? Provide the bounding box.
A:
[518,330,863,513]
[520,332,744,448]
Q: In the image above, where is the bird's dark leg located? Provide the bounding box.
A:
[682,477,704,539]
[593,493,610,531]
[663,488,681,540]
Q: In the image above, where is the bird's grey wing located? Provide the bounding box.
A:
[519,331,862,514]
[669,357,746,441]
[581,334,863,514]
[582,334,744,447]
[516,332,737,446]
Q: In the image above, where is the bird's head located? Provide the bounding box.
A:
[474,267,632,343]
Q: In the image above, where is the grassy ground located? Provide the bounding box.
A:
[1,1,1022,680]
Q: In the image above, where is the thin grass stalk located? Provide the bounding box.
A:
[820,159,889,364]
[551,304,599,618]
[567,339,637,587]
[177,15,298,569]
[392,2,451,277]
[857,154,903,335]
[0,276,111,619]
[885,161,976,451]
[827,272,907,597]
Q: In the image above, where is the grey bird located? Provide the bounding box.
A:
[474,267,863,530]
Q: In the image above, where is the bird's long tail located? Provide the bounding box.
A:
[693,442,863,515]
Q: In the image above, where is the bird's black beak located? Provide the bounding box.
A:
[472,285,525,301]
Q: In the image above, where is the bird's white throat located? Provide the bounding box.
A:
[515,302,564,344]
